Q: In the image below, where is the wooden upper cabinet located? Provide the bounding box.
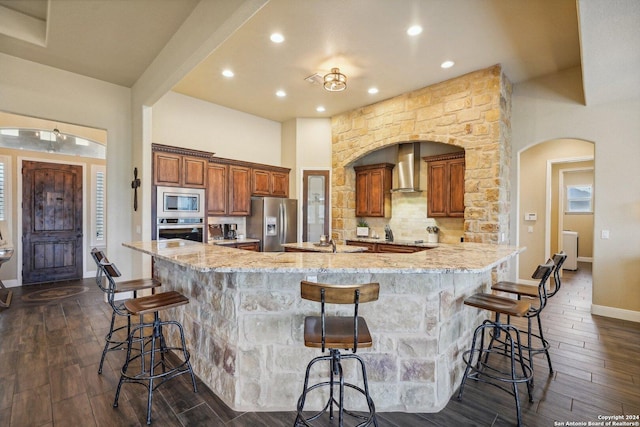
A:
[354,163,394,217]
[251,169,271,196]
[152,145,211,188]
[207,163,228,215]
[423,152,465,218]
[182,156,207,188]
[251,168,290,197]
[270,171,289,197]
[154,152,182,186]
[228,165,251,216]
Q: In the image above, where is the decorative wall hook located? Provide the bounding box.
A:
[131,167,141,211]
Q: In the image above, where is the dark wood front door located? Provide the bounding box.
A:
[22,161,83,284]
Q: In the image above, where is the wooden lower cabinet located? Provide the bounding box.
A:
[344,241,376,252]
[377,244,422,253]
[345,240,427,253]
[236,242,260,251]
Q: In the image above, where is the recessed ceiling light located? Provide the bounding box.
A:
[368,87,379,94]
[407,25,422,36]
[222,69,234,78]
[441,60,455,69]
[276,90,286,97]
[316,106,326,112]
[270,33,284,43]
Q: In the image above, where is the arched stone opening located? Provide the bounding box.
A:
[330,65,513,245]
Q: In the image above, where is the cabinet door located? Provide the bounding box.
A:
[428,161,448,217]
[183,156,207,188]
[448,158,465,217]
[271,171,289,197]
[368,169,386,216]
[377,244,423,253]
[355,171,369,217]
[237,242,260,251]
[251,169,271,196]
[228,165,251,215]
[207,164,228,215]
[154,152,181,186]
[345,240,376,252]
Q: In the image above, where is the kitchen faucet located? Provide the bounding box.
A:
[384,225,394,242]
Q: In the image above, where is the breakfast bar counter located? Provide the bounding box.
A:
[123,239,521,413]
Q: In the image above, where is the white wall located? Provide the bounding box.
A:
[0,53,135,279]
[152,91,281,165]
[512,66,640,320]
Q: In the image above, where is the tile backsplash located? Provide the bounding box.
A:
[360,192,464,243]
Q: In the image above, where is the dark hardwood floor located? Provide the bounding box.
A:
[1,262,639,426]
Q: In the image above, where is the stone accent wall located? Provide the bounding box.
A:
[332,65,512,245]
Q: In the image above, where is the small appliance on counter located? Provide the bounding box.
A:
[384,225,394,242]
[223,223,238,240]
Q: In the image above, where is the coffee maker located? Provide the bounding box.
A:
[223,223,237,240]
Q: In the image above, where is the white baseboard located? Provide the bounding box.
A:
[591,304,640,323]
[1,279,18,288]
[577,256,593,263]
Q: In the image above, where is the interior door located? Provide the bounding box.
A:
[302,170,329,242]
[22,161,83,284]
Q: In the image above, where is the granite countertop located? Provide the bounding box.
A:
[348,238,439,248]
[209,238,260,246]
[282,242,368,253]
[124,239,522,274]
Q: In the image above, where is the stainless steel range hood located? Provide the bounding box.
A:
[391,142,422,192]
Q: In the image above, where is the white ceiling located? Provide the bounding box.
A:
[0,0,638,123]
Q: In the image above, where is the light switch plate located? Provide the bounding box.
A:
[525,212,537,221]
[601,230,610,239]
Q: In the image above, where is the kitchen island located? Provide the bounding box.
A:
[123,239,521,413]
[282,241,367,253]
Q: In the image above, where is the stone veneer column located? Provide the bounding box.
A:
[331,65,512,246]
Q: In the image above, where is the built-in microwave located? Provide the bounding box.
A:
[156,186,205,219]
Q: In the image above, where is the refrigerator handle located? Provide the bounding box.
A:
[280,203,286,243]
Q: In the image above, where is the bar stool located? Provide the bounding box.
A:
[112,284,197,425]
[458,260,555,426]
[90,248,161,374]
[295,281,379,427]
[490,252,567,376]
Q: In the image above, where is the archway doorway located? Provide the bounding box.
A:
[0,111,106,286]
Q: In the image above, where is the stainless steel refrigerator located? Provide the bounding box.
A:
[246,197,298,252]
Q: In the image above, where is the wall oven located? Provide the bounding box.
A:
[156,186,205,243]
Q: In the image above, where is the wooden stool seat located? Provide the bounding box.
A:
[115,278,161,294]
[304,316,372,349]
[463,293,531,317]
[124,291,188,315]
[490,281,538,298]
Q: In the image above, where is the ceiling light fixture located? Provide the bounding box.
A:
[316,106,326,112]
[407,25,423,36]
[222,69,234,77]
[270,33,284,43]
[368,87,379,94]
[276,90,286,97]
[323,68,347,92]
[441,60,455,69]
